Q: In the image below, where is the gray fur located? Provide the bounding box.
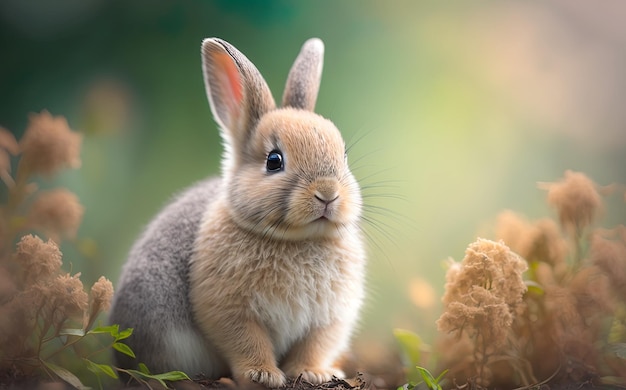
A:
[108,178,223,374]
[282,38,324,110]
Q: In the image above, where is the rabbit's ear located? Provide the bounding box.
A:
[202,38,275,149]
[282,38,324,111]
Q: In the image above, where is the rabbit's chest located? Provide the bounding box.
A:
[248,250,351,356]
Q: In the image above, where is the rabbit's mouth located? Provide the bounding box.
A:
[295,216,342,239]
[311,215,330,224]
[313,216,334,226]
[313,199,338,222]
[313,209,335,223]
[311,214,340,228]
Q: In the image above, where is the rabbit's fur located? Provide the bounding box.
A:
[109,38,365,387]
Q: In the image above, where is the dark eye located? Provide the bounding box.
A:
[266,150,284,172]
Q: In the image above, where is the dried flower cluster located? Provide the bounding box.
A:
[435,171,626,389]
[437,239,527,386]
[0,236,113,380]
[0,112,114,385]
[18,111,82,177]
[28,189,84,242]
[544,170,603,236]
[0,111,84,254]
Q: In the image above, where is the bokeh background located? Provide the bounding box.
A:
[2,0,625,367]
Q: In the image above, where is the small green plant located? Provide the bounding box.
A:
[415,367,448,390]
[394,329,448,390]
[36,324,190,389]
[397,366,448,390]
[123,363,191,389]
[394,328,425,381]
[84,325,190,389]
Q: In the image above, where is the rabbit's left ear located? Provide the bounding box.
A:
[201,38,275,149]
[282,38,324,111]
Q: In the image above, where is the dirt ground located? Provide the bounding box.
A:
[194,373,375,390]
[2,370,624,390]
[1,377,623,390]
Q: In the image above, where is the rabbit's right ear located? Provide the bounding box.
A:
[201,38,276,154]
[282,38,324,111]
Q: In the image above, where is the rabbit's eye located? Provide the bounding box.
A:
[266,150,284,172]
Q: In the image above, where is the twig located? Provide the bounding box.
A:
[510,360,562,390]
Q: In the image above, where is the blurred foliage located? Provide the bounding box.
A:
[2,0,625,370]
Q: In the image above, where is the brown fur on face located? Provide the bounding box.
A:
[227,108,361,241]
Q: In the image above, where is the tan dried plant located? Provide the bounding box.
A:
[436,171,626,389]
[0,112,116,388]
[1,111,83,255]
[436,239,528,387]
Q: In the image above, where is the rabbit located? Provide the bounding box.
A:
[108,37,366,388]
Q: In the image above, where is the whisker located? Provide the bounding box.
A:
[361,193,408,202]
[345,126,378,155]
[360,218,397,273]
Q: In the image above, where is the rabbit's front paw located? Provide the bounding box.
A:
[287,367,345,384]
[243,366,286,388]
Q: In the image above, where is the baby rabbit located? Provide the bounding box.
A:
[109,37,365,387]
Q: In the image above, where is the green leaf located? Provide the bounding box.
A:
[150,371,191,381]
[527,260,541,280]
[434,369,448,383]
[415,366,446,390]
[43,361,91,390]
[125,369,190,388]
[60,328,85,337]
[126,369,169,388]
[416,367,437,389]
[116,327,133,341]
[393,328,423,366]
[84,359,118,379]
[88,325,119,337]
[113,342,136,358]
[138,363,151,375]
[524,280,544,296]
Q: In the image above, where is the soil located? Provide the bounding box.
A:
[194,373,373,390]
[2,371,624,390]
[137,372,626,390]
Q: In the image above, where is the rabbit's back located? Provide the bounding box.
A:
[109,177,227,375]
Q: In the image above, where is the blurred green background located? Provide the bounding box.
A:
[2,0,625,359]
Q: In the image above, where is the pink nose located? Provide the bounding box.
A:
[315,192,339,205]
[314,178,339,205]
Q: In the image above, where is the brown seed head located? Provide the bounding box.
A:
[51,273,88,319]
[90,276,114,313]
[437,286,512,348]
[496,210,568,268]
[19,111,82,177]
[14,235,62,287]
[544,171,603,233]
[28,189,84,241]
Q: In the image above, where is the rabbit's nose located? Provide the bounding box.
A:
[314,179,339,204]
[314,192,338,205]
